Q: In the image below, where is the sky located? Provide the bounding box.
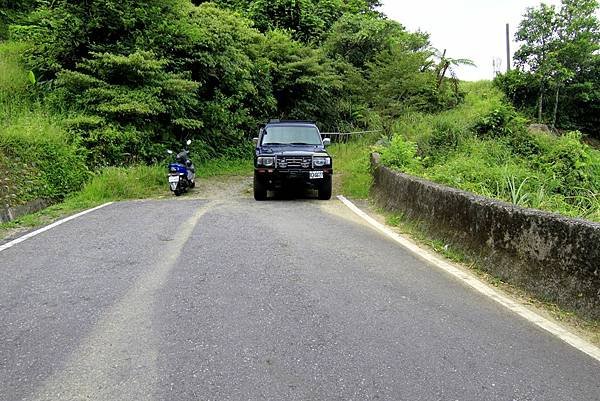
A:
[379,0,563,81]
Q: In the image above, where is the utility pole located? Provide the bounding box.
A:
[506,23,511,72]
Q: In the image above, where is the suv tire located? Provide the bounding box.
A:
[254,174,267,201]
[318,179,332,200]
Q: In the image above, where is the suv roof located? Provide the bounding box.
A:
[264,119,317,126]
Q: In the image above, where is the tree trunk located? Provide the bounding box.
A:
[552,84,560,130]
[436,49,447,81]
[437,62,450,89]
[537,81,545,122]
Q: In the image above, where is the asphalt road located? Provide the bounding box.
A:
[1,195,599,401]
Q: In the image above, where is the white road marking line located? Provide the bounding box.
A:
[0,202,113,253]
[337,195,600,363]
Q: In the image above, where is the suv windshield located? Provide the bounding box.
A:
[262,126,322,145]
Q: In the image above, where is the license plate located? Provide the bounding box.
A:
[168,176,180,183]
[310,171,324,179]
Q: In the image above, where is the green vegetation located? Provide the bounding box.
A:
[0,156,251,237]
[196,157,253,178]
[1,0,598,227]
[61,155,251,207]
[0,42,89,207]
[66,165,165,206]
[207,0,382,44]
[1,0,467,214]
[495,0,600,138]
[329,137,377,199]
[379,82,600,222]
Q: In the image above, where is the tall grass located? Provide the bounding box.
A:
[195,157,253,178]
[0,42,38,122]
[0,42,70,143]
[66,165,165,206]
[329,135,379,199]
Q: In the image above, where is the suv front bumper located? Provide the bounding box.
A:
[255,168,333,189]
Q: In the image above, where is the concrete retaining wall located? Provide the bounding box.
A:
[0,199,53,223]
[371,153,600,319]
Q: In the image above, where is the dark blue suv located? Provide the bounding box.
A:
[253,120,333,200]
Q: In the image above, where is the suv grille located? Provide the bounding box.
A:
[277,156,311,169]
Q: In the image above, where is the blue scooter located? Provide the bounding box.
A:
[167,140,196,196]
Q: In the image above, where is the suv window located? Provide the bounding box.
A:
[262,125,321,145]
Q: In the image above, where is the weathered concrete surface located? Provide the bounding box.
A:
[371,153,600,319]
[0,199,53,223]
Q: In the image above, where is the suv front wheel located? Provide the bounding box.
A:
[318,178,332,200]
[254,174,267,201]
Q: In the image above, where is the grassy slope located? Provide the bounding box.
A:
[329,136,376,199]
[331,86,600,222]
[382,81,600,222]
[1,42,89,206]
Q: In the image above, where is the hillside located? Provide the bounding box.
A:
[0,0,598,225]
[378,81,600,222]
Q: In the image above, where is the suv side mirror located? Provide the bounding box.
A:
[253,137,259,145]
[323,138,331,147]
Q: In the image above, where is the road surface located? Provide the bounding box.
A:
[1,190,599,400]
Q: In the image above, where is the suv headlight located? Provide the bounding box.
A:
[257,156,275,167]
[313,157,331,167]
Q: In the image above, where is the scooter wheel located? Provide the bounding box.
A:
[174,190,183,197]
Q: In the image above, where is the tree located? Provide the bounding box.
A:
[499,0,600,136]
[202,0,380,43]
[4,0,476,164]
[259,30,344,128]
[366,44,441,117]
[324,14,427,69]
[56,51,200,130]
[551,0,600,127]
[10,0,185,79]
[433,49,475,92]
[514,3,558,122]
[160,3,277,148]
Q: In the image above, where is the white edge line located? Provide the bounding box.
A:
[337,195,600,363]
[0,202,114,253]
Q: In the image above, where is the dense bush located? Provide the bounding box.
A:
[0,0,37,39]
[260,30,345,126]
[380,135,420,173]
[324,14,420,70]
